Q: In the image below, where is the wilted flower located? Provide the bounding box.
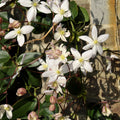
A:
[51,0,71,23]
[79,25,109,57]
[16,88,27,96]
[102,103,112,117]
[0,104,13,119]
[28,111,39,120]
[54,23,70,42]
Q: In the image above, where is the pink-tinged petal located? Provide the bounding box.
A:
[52,14,63,23]
[51,3,59,13]
[83,44,93,50]
[64,10,71,17]
[84,61,93,72]
[65,31,70,37]
[82,50,92,60]
[61,35,67,42]
[61,0,69,11]
[17,34,25,47]
[37,4,51,14]
[92,25,98,40]
[70,47,81,59]
[18,0,32,7]
[92,45,97,57]
[21,25,34,34]
[97,44,103,55]
[98,34,109,43]
[6,110,12,119]
[4,30,17,39]
[27,7,37,22]
[79,36,93,43]
[54,32,61,40]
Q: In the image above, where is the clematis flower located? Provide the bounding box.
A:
[0,0,8,8]
[4,23,34,47]
[54,23,70,42]
[0,104,13,119]
[51,0,71,23]
[18,0,51,22]
[70,47,93,75]
[79,25,109,57]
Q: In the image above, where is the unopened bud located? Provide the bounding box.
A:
[0,30,5,36]
[49,104,55,111]
[16,88,27,96]
[8,46,11,50]
[8,20,21,29]
[50,96,56,104]
[0,17,3,24]
[28,111,38,120]
[2,45,6,50]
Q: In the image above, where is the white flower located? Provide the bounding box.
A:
[4,22,34,47]
[18,0,51,22]
[0,104,13,119]
[70,47,93,75]
[102,103,112,117]
[79,25,109,57]
[54,23,70,42]
[0,0,8,7]
[51,0,71,23]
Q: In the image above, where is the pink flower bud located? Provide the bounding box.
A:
[16,88,27,96]
[0,17,3,24]
[0,30,5,36]
[57,96,65,104]
[50,96,56,104]
[8,20,21,29]
[28,111,39,120]
[49,104,56,111]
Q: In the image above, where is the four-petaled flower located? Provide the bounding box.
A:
[0,104,13,119]
[79,25,109,57]
[51,0,71,23]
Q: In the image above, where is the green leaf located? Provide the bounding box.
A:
[0,51,10,64]
[17,52,41,67]
[12,96,37,119]
[70,1,78,19]
[0,12,8,20]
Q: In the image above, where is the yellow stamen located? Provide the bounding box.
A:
[53,81,58,88]
[43,64,48,69]
[4,106,10,111]
[60,9,65,15]
[79,58,84,63]
[17,30,21,34]
[33,2,37,7]
[56,70,61,75]
[60,55,65,60]
[94,40,98,44]
[60,30,65,35]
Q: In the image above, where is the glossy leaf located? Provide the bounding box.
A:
[0,51,10,64]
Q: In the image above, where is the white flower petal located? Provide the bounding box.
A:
[4,30,17,39]
[64,10,71,17]
[70,47,81,59]
[54,32,61,40]
[84,61,93,72]
[17,34,25,47]
[79,36,93,43]
[61,35,67,42]
[52,14,63,23]
[82,50,92,60]
[65,30,70,37]
[44,90,53,95]
[0,2,5,8]
[27,7,37,22]
[37,4,51,14]
[61,64,69,74]
[0,109,4,119]
[18,0,32,7]
[57,76,66,87]
[6,110,12,119]
[73,60,80,71]
[9,18,15,23]
[37,65,44,71]
[92,45,97,57]
[51,3,59,13]
[61,0,69,11]
[42,71,55,77]
[97,44,103,55]
[98,34,109,43]
[92,25,98,40]
[83,44,93,50]
[21,25,34,34]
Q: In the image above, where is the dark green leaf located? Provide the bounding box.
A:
[0,51,10,64]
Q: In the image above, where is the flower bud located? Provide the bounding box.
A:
[28,111,38,120]
[8,20,21,29]
[16,88,27,96]
[49,104,55,111]
[50,96,56,104]
[8,46,11,50]
[57,96,65,104]
[0,17,3,24]
[2,45,6,50]
[0,30,5,36]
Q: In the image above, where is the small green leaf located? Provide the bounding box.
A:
[0,51,10,64]
[0,12,8,20]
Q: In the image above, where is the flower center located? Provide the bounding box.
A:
[4,106,10,111]
[17,30,21,34]
[60,9,65,15]
[43,64,48,69]
[53,81,58,88]
[60,55,65,60]
[79,58,84,63]
[60,30,65,35]
[94,40,98,44]
[33,2,37,7]
[56,70,61,75]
